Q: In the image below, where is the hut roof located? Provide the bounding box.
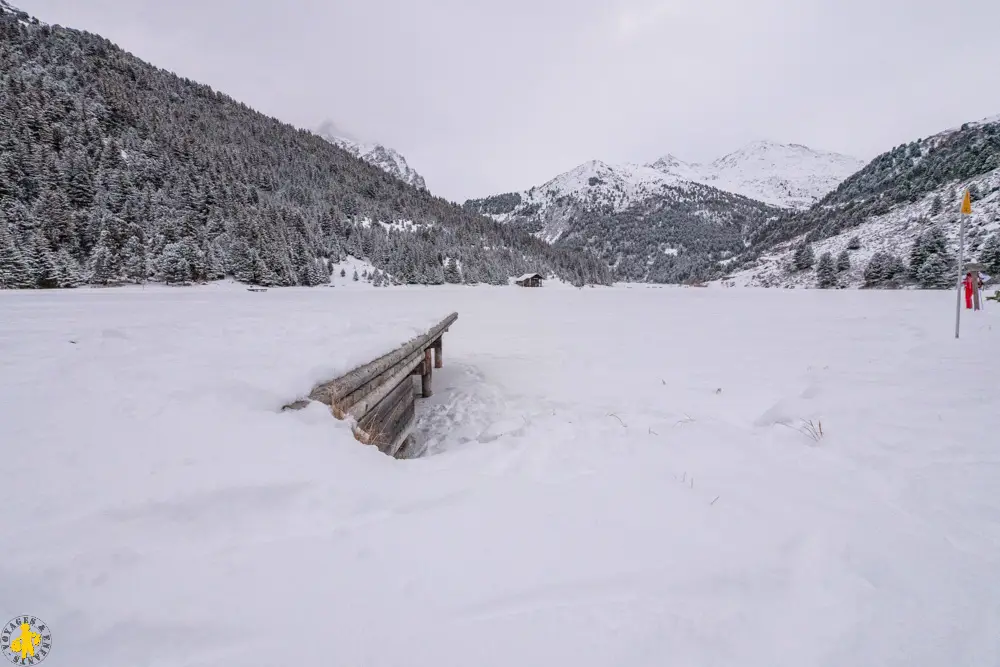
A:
[514,273,543,282]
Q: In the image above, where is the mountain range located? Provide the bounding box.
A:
[2,0,999,291]
[461,142,861,283]
[647,142,865,210]
[316,121,427,191]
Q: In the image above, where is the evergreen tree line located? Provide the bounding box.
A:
[0,5,611,290]
[785,228,1000,289]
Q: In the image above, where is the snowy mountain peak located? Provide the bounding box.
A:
[317,121,427,191]
[532,159,685,205]
[648,153,690,172]
[648,141,865,209]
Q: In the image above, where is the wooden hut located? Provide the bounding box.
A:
[514,272,543,287]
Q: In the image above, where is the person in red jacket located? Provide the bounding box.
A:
[964,272,974,309]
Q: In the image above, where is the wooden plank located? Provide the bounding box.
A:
[342,354,423,423]
[309,313,457,405]
[355,376,413,439]
[421,349,433,397]
[385,402,416,457]
[356,383,414,451]
[433,338,443,369]
[331,346,424,419]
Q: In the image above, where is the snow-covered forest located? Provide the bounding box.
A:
[0,4,611,289]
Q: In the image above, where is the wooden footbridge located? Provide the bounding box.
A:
[285,313,457,458]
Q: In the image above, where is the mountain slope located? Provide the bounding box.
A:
[0,4,611,289]
[648,141,865,210]
[316,121,427,191]
[464,141,860,284]
[465,160,784,283]
[725,115,1000,288]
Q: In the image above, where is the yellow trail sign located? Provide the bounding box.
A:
[961,189,972,214]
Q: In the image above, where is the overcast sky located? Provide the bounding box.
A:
[18,0,1000,201]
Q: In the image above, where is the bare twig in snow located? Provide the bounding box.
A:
[608,413,627,428]
[648,427,659,436]
[674,413,695,426]
[710,496,720,506]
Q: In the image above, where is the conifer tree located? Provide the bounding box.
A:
[89,230,117,285]
[979,233,1000,276]
[444,258,462,284]
[0,227,34,289]
[929,195,943,216]
[917,253,953,289]
[836,249,851,273]
[55,249,84,288]
[121,236,148,283]
[792,242,815,271]
[816,251,837,288]
[158,242,192,284]
[863,252,905,288]
[26,233,61,288]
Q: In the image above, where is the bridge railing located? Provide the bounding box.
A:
[287,312,457,457]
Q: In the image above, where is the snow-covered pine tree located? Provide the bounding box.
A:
[444,258,461,284]
[55,249,84,288]
[205,243,226,281]
[0,226,34,289]
[352,269,359,282]
[89,230,117,285]
[980,233,1000,276]
[340,268,346,278]
[792,242,815,271]
[27,233,61,288]
[930,195,943,216]
[228,239,256,284]
[121,236,148,283]
[816,251,837,288]
[863,252,905,288]
[158,242,192,284]
[306,259,327,286]
[917,253,953,289]
[836,249,851,273]
[909,226,953,285]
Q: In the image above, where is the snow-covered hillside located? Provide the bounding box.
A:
[463,158,784,283]
[724,168,1000,288]
[467,142,862,234]
[649,141,865,210]
[317,121,427,190]
[3,285,998,665]
[469,160,695,243]
[726,113,1000,288]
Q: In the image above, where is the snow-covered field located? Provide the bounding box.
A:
[2,284,998,666]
